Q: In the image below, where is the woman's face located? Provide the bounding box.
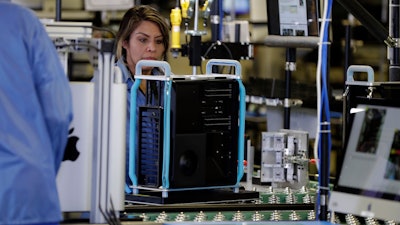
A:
[123,20,165,75]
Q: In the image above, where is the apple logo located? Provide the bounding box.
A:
[63,128,80,161]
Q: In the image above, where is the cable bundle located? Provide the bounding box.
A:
[314,0,333,220]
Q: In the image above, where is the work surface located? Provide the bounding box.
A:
[63,221,337,225]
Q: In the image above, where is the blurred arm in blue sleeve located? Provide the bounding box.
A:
[0,2,73,224]
[32,17,74,172]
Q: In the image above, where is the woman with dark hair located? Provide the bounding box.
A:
[115,5,170,188]
[115,5,170,72]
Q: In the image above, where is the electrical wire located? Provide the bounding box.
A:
[313,0,332,174]
[314,0,333,219]
[202,41,234,74]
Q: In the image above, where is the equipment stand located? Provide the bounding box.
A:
[284,48,296,129]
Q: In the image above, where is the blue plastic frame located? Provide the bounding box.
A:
[127,59,246,195]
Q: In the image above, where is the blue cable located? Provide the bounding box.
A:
[317,0,333,219]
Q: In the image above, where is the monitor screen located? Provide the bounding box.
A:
[329,104,400,222]
[267,0,319,36]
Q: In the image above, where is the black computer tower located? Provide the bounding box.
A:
[137,78,240,189]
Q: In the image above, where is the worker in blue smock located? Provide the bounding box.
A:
[0,1,73,225]
[114,5,170,188]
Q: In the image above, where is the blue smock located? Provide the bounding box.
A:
[115,58,163,187]
[0,2,73,224]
